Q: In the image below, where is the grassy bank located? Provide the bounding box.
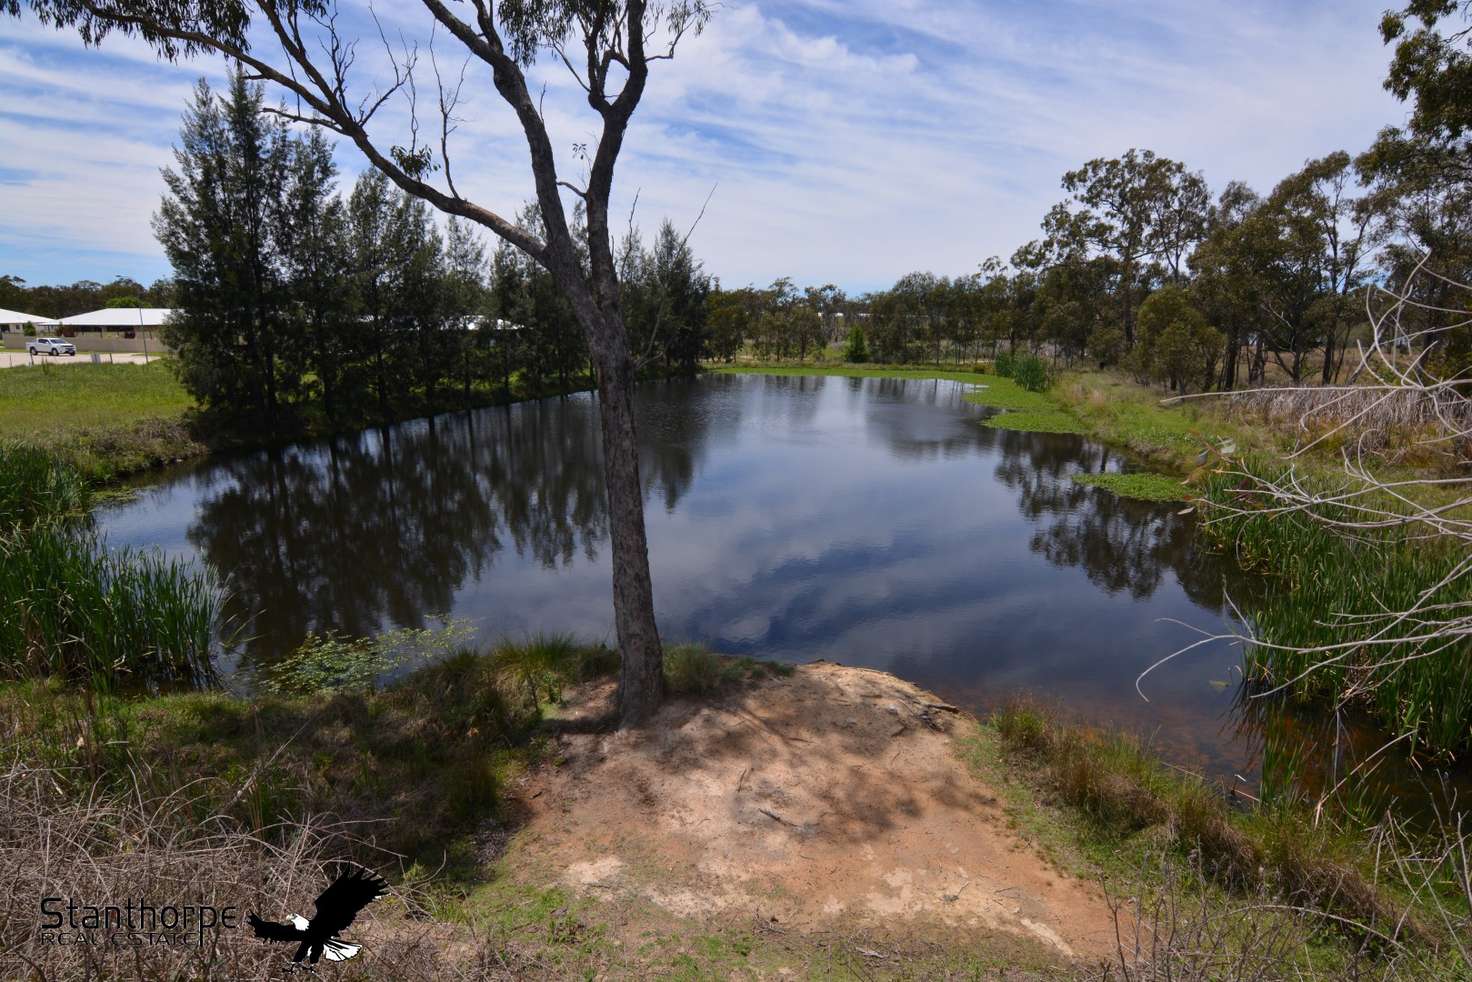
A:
[8,654,1464,978]
[0,361,203,481]
[0,360,610,485]
[969,702,1470,978]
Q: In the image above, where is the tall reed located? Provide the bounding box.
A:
[1200,463,1471,755]
[0,442,224,690]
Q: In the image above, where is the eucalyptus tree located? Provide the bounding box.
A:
[1054,149,1207,347]
[10,0,713,722]
[1383,1,1472,159]
[1132,286,1222,394]
[704,285,755,363]
[803,283,846,344]
[1250,153,1377,384]
[1191,181,1265,388]
[1270,152,1378,383]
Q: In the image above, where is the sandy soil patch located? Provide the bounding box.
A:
[508,661,1120,964]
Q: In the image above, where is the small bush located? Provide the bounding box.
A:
[1009,354,1051,392]
[490,633,617,706]
[663,644,729,696]
[662,645,791,696]
[991,351,1051,392]
[842,323,869,363]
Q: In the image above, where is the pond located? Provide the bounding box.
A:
[102,373,1265,776]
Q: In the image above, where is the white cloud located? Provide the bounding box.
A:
[0,0,1405,289]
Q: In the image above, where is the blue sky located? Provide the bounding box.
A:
[0,1,1405,294]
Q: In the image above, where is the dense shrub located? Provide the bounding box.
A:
[994,350,1052,392]
[1009,354,1051,392]
[843,322,869,363]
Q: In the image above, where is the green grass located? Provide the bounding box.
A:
[0,361,192,436]
[1071,471,1192,501]
[0,647,550,879]
[0,362,203,480]
[662,643,793,696]
[1201,464,1472,754]
[970,702,1464,973]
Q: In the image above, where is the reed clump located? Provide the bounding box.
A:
[989,701,1430,949]
[1199,463,1472,755]
[0,441,225,690]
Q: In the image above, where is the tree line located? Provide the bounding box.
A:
[153,72,718,434]
[700,16,1472,398]
[0,275,173,320]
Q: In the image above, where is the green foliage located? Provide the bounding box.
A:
[489,633,617,706]
[1010,354,1051,392]
[992,350,1051,391]
[0,273,171,320]
[842,321,868,362]
[0,445,224,690]
[987,703,1420,945]
[0,521,224,690]
[620,220,713,376]
[1200,465,1472,754]
[663,644,793,696]
[0,441,89,525]
[1087,323,1125,367]
[991,349,1018,378]
[259,619,476,695]
[1070,471,1190,501]
[0,648,543,876]
[1132,286,1221,393]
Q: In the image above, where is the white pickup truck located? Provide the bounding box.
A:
[26,337,77,356]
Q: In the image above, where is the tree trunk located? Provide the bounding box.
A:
[589,318,664,725]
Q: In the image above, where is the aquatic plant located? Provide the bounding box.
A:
[0,440,90,526]
[0,521,224,689]
[1071,471,1191,501]
[1196,463,1472,755]
[0,444,226,690]
[259,619,477,695]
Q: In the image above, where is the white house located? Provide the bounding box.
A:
[0,307,59,333]
[59,308,176,334]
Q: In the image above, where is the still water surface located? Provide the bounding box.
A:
[101,374,1260,774]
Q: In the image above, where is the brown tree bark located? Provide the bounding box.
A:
[588,321,664,722]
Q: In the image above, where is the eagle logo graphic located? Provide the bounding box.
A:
[247,866,388,966]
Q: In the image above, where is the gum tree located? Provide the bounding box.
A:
[8,0,711,725]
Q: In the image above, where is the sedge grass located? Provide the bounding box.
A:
[0,443,226,691]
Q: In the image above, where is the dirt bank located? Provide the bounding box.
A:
[505,661,1121,968]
